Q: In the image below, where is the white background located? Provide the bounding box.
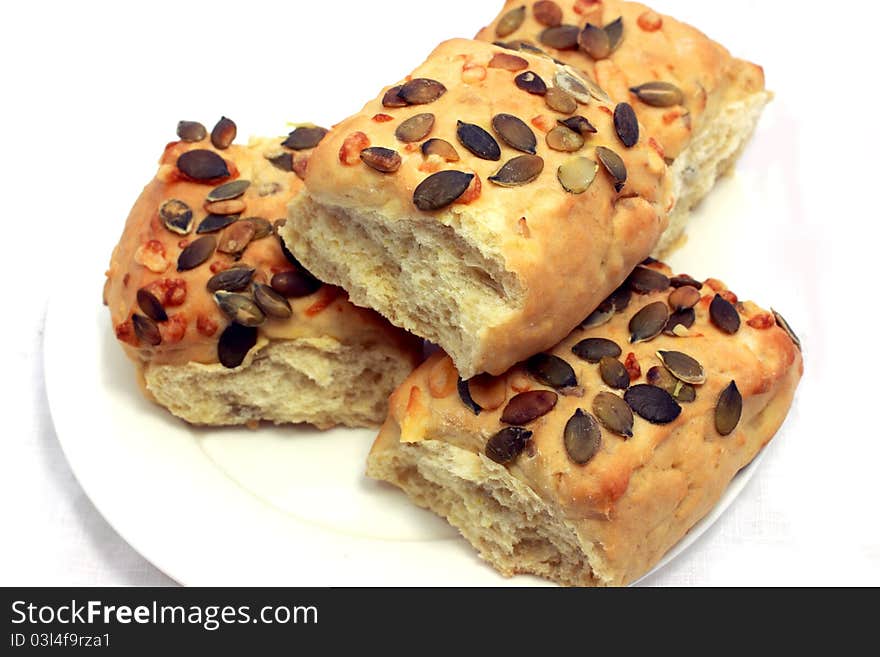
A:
[1,0,877,586]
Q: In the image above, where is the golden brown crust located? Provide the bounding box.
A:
[368,261,803,585]
[476,0,766,160]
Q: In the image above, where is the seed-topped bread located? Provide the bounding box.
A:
[104,118,422,428]
[367,260,803,586]
[283,38,672,379]
[476,0,770,254]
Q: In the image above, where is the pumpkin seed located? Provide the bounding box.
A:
[629,301,669,343]
[670,274,703,289]
[675,383,696,403]
[557,156,598,193]
[539,25,580,50]
[772,309,801,350]
[177,120,206,142]
[132,313,161,346]
[595,146,627,192]
[564,409,601,464]
[515,71,547,95]
[266,150,294,172]
[253,283,293,319]
[657,350,706,384]
[282,126,328,150]
[581,304,614,329]
[217,220,256,255]
[243,217,273,240]
[628,266,670,293]
[630,81,684,107]
[196,213,238,234]
[496,5,526,37]
[604,17,624,52]
[360,147,402,173]
[613,102,639,148]
[218,323,257,369]
[207,266,255,293]
[599,356,630,390]
[458,377,482,415]
[210,116,236,150]
[665,308,696,335]
[457,121,501,160]
[486,426,532,465]
[501,390,558,425]
[413,170,474,210]
[398,78,447,105]
[395,113,435,143]
[624,384,681,424]
[592,391,633,437]
[159,199,193,235]
[546,125,584,152]
[488,155,544,187]
[491,113,537,154]
[533,0,563,27]
[214,291,265,327]
[270,269,322,298]
[715,380,742,436]
[488,52,529,71]
[646,366,695,403]
[553,68,596,104]
[710,294,740,334]
[608,284,632,312]
[421,138,460,161]
[579,23,610,59]
[206,179,250,203]
[136,289,167,322]
[177,150,229,180]
[382,85,408,108]
[526,353,577,389]
[571,337,621,363]
[177,235,216,271]
[668,285,701,311]
[560,115,597,135]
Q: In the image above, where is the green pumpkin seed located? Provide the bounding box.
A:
[571,337,621,363]
[614,102,639,148]
[526,353,577,389]
[176,120,207,142]
[630,81,684,107]
[629,301,669,343]
[657,350,706,385]
[552,69,592,104]
[515,71,547,95]
[646,365,696,403]
[595,146,627,192]
[458,377,482,416]
[210,116,236,150]
[159,199,193,235]
[395,113,435,143]
[206,179,250,203]
[496,5,526,37]
[177,150,229,180]
[715,380,742,436]
[457,121,501,160]
[282,126,328,150]
[710,294,740,334]
[421,138,460,162]
[628,266,671,294]
[196,213,238,234]
[398,78,447,105]
[486,426,532,465]
[539,24,580,50]
[360,147,402,173]
[214,291,265,327]
[132,313,161,346]
[564,409,602,464]
[592,391,633,438]
[413,171,474,211]
[772,309,801,350]
[218,323,257,369]
[177,235,216,271]
[599,356,630,390]
[492,113,537,154]
[624,384,681,424]
[557,156,598,193]
[560,115,597,135]
[501,390,559,425]
[136,289,167,322]
[604,17,624,52]
[488,155,544,187]
[579,23,610,59]
[207,266,255,293]
[546,125,585,151]
[253,283,293,319]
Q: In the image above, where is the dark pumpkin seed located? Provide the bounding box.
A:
[630,81,684,107]
[657,350,706,385]
[533,0,563,27]
[772,309,801,350]
[526,353,577,389]
[196,213,238,234]
[668,285,701,311]
[592,391,633,438]
[581,304,614,329]
[546,125,585,152]
[360,147,402,173]
[177,150,229,180]
[207,266,255,293]
[488,52,529,71]
[217,220,256,255]
[398,78,447,105]
[564,409,602,464]
[421,138,460,161]
[282,126,328,150]
[243,217,273,240]
[132,313,161,346]
[218,323,257,369]
[492,113,537,154]
[214,291,265,327]
[665,308,696,335]
[488,155,544,187]
[486,427,532,465]
[710,294,740,334]
[608,284,632,312]
[579,23,610,59]
[614,102,640,148]
[496,5,526,37]
[571,337,621,363]
[599,356,630,390]
[604,17,624,51]
[177,235,216,271]
[628,266,670,294]
[646,366,696,403]
[670,274,703,289]
[136,289,167,322]
[210,116,236,150]
[557,156,598,193]
[395,113,435,142]
[270,269,322,298]
[382,85,408,108]
[715,381,742,436]
[266,150,294,172]
[501,390,558,425]
[539,24,580,50]
[624,384,681,424]
[159,199,193,235]
[413,170,474,211]
[560,115,597,135]
[206,179,250,203]
[515,71,547,95]
[595,146,627,192]
[253,284,293,319]
[457,121,501,160]
[458,377,482,415]
[177,120,207,142]
[629,301,669,343]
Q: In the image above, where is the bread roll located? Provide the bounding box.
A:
[367,260,802,585]
[477,0,770,254]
